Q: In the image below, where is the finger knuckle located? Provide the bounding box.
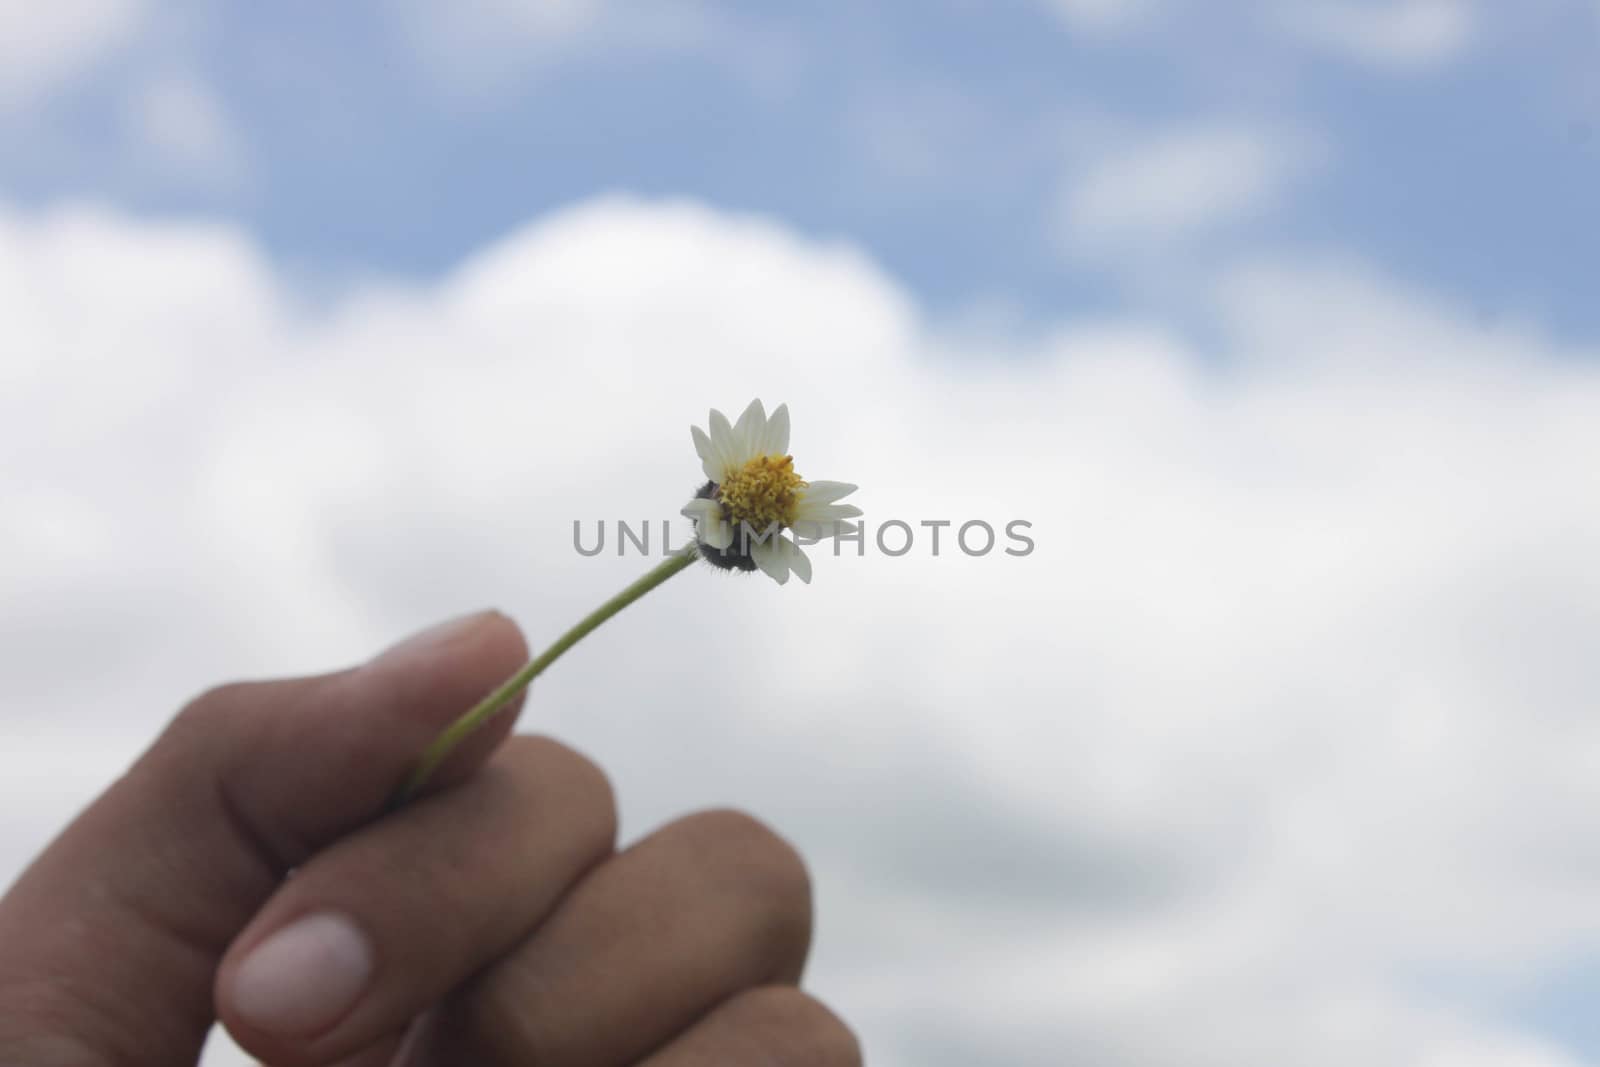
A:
[162,682,263,762]
[510,736,619,849]
[678,809,813,960]
[730,986,863,1066]
[176,681,251,726]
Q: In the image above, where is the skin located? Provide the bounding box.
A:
[0,611,860,1066]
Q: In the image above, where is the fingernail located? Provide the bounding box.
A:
[376,610,497,664]
[231,912,374,1037]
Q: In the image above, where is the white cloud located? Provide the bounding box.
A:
[0,0,148,111]
[1055,122,1321,252]
[4,197,1600,1066]
[1275,0,1476,69]
[384,1,801,103]
[1215,253,1570,370]
[381,0,604,95]
[1043,0,1168,33]
[121,73,248,188]
[385,0,723,96]
[420,0,605,46]
[1042,0,1478,67]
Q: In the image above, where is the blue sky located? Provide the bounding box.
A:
[4,0,1597,335]
[5,3,1600,1065]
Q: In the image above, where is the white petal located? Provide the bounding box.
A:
[794,499,863,523]
[682,498,733,549]
[761,403,791,456]
[750,535,790,584]
[733,399,766,463]
[708,408,737,471]
[795,521,855,544]
[786,538,812,584]
[681,497,717,521]
[800,480,857,506]
[690,426,722,482]
[703,516,735,550]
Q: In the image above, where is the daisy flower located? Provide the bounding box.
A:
[680,399,862,585]
[395,399,861,804]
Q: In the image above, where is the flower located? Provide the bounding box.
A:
[680,399,861,585]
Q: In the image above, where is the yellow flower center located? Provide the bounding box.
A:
[719,454,806,531]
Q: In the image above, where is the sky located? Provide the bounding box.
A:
[2,1,1600,1065]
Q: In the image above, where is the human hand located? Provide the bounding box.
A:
[0,611,859,1066]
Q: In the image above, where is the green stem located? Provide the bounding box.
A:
[391,544,699,807]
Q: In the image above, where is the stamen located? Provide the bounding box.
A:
[718,454,806,532]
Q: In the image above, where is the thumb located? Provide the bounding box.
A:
[0,610,528,1067]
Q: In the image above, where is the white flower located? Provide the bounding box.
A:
[680,399,862,585]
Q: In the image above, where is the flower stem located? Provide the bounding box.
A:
[390,545,700,807]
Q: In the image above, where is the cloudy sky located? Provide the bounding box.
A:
[3,1,1600,1064]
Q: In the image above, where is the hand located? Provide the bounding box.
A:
[0,611,859,1066]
